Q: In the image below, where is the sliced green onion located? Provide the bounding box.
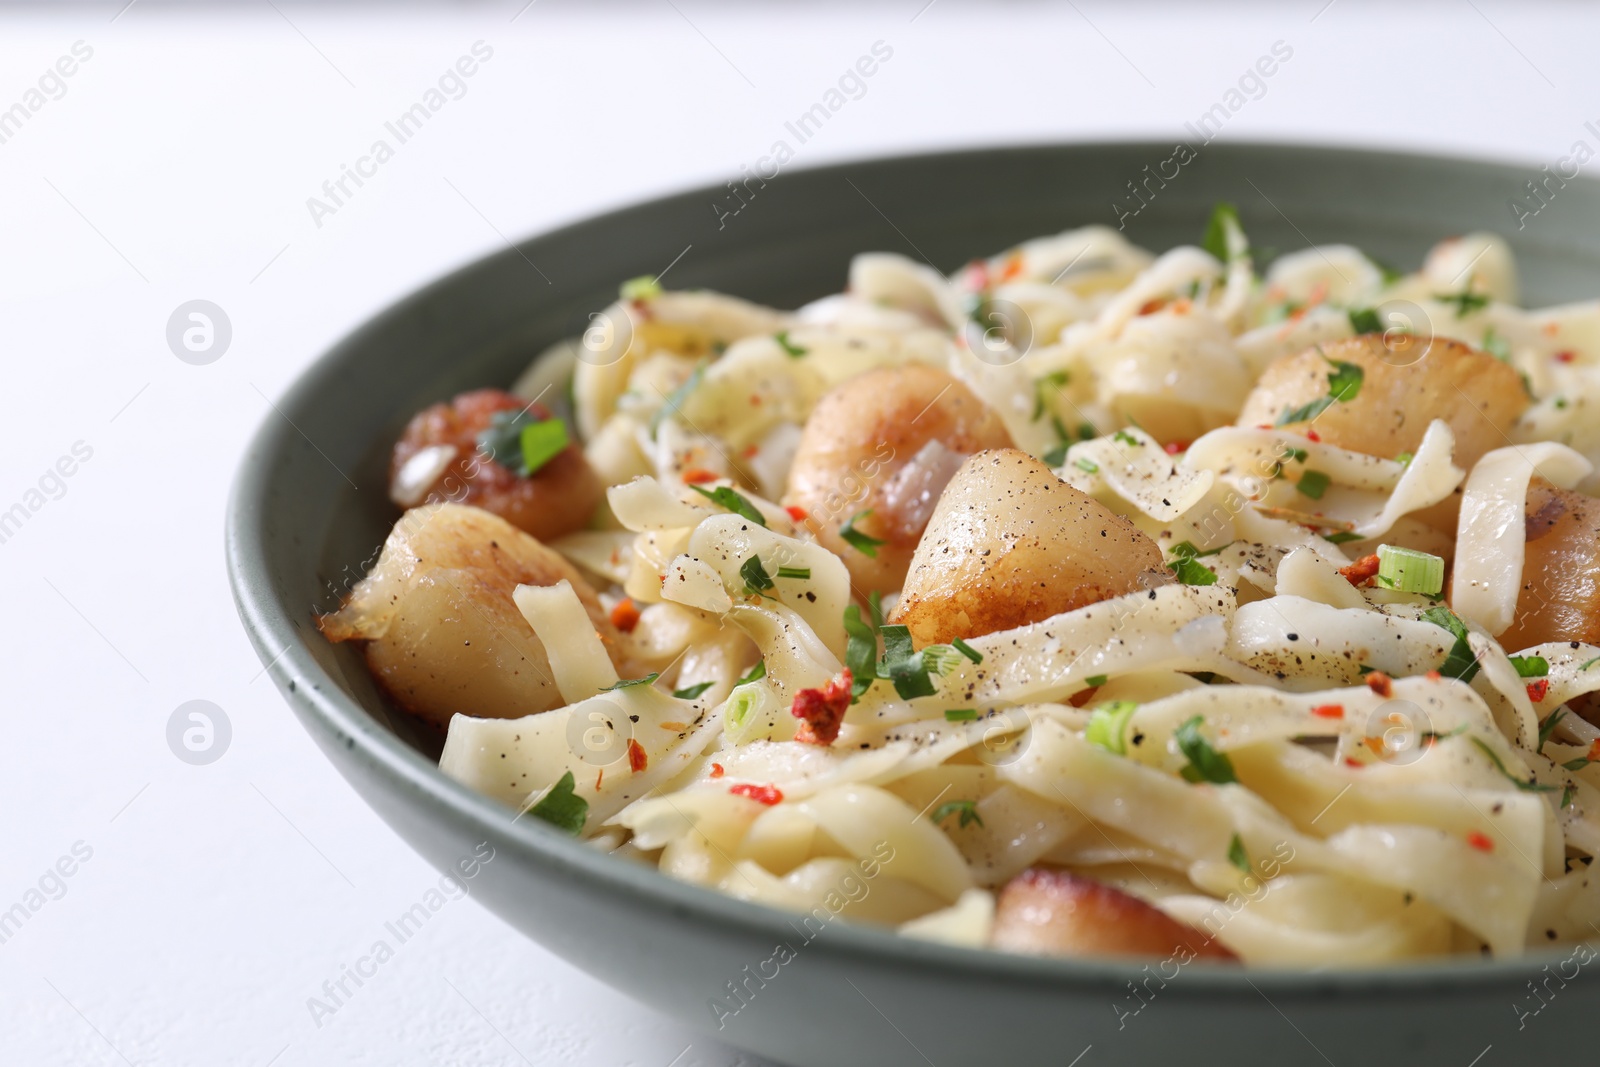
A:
[1086,700,1140,755]
[723,683,772,743]
[922,645,965,676]
[620,275,661,301]
[1376,544,1444,596]
[944,708,978,722]
[776,566,811,580]
[951,637,983,664]
[1074,457,1099,474]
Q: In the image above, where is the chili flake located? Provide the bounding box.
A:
[609,598,641,633]
[1366,671,1394,698]
[1466,830,1494,853]
[1311,704,1345,719]
[791,670,853,746]
[626,738,648,773]
[729,782,783,805]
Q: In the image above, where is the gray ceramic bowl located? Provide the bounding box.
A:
[227,142,1600,1067]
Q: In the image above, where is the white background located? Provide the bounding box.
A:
[1,2,1596,1064]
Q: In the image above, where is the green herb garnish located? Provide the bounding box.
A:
[776,566,811,580]
[1348,308,1383,335]
[672,681,716,700]
[774,330,807,357]
[651,361,707,438]
[620,275,661,301]
[525,771,588,834]
[1471,736,1558,793]
[1436,290,1489,318]
[1227,833,1251,874]
[951,637,983,664]
[944,708,979,722]
[1032,371,1070,421]
[931,799,984,830]
[839,510,886,558]
[600,673,659,690]
[736,660,767,685]
[1202,202,1245,263]
[1175,715,1237,784]
[1422,606,1481,682]
[1538,709,1567,750]
[1086,700,1139,755]
[689,484,767,526]
[739,555,775,598]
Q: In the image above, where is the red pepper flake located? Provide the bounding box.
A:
[741,444,760,459]
[729,782,783,805]
[1366,671,1394,698]
[1363,736,1387,756]
[1000,250,1025,282]
[1311,704,1345,719]
[1256,423,1274,431]
[596,769,603,790]
[1426,670,1442,682]
[784,504,809,523]
[1305,429,1321,442]
[1586,739,1600,763]
[709,762,725,779]
[1344,757,1364,768]
[609,598,641,633]
[1340,554,1382,586]
[1137,298,1168,316]
[681,467,719,485]
[1556,350,1577,363]
[791,670,853,746]
[1466,830,1494,853]
[748,395,763,407]
[626,738,648,773]
[1526,678,1550,703]
[1164,440,1191,455]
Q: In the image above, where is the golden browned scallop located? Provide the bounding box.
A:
[1235,335,1528,473]
[991,867,1236,961]
[389,388,602,543]
[1498,479,1600,650]
[318,503,633,736]
[890,449,1170,645]
[784,365,1014,596]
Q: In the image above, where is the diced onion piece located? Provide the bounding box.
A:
[391,444,457,507]
[1375,544,1444,596]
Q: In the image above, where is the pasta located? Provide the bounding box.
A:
[321,209,1600,965]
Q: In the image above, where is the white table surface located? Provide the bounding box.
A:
[3,2,1597,1064]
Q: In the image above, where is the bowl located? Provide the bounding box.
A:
[227,141,1600,1067]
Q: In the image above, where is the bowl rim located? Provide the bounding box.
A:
[226,137,1588,997]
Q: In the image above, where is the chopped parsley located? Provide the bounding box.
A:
[1032,371,1070,421]
[1323,531,1365,544]
[672,681,716,701]
[1436,289,1489,318]
[1471,736,1558,793]
[1348,308,1383,335]
[477,408,569,477]
[931,799,984,830]
[1202,202,1245,263]
[1043,443,1070,467]
[600,673,659,690]
[842,605,879,702]
[1421,606,1481,683]
[525,771,588,835]
[651,360,708,438]
[879,624,937,700]
[736,660,767,686]
[1394,451,1414,468]
[1276,356,1364,426]
[1085,674,1108,687]
[1227,833,1251,874]
[739,555,775,598]
[1482,327,1511,362]
[1175,715,1238,784]
[1563,784,1577,809]
[1509,655,1549,679]
[1167,542,1220,586]
[1537,709,1567,750]
[774,331,807,357]
[1296,470,1332,500]
[1074,457,1100,474]
[1112,429,1141,447]
[689,484,767,526]
[839,510,886,558]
